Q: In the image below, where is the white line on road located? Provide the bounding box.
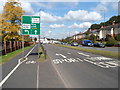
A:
[76,58,83,62]
[56,53,67,58]
[37,61,40,89]
[78,52,90,57]
[0,63,20,87]
[0,45,37,87]
[67,53,71,54]
[50,57,70,88]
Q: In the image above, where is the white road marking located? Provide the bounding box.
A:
[0,45,37,87]
[26,61,36,64]
[78,52,90,57]
[56,53,67,58]
[0,63,20,87]
[105,61,119,66]
[95,63,109,68]
[87,57,112,61]
[67,53,71,54]
[52,58,80,64]
[84,59,94,64]
[37,62,40,89]
[50,57,69,88]
[76,58,83,62]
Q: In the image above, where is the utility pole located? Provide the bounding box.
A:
[38,9,44,58]
[101,10,106,41]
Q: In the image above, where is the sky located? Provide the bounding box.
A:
[0,0,119,39]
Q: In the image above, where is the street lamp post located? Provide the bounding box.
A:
[100,10,106,41]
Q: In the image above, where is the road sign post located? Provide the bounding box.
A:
[22,16,40,58]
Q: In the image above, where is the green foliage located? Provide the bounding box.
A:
[1,0,25,41]
[106,37,117,46]
[89,34,97,43]
[115,34,120,41]
[0,45,33,64]
[90,24,101,30]
[90,15,120,30]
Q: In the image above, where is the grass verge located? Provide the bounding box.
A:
[0,45,34,64]
[38,46,46,62]
[56,44,119,59]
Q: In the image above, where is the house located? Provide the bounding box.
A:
[98,23,120,40]
[72,32,84,40]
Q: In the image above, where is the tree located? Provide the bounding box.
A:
[89,34,96,43]
[84,31,89,39]
[90,24,101,30]
[115,34,120,41]
[1,0,25,41]
[106,37,117,46]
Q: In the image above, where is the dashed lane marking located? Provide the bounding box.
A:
[56,53,67,58]
[67,53,71,54]
[78,52,90,57]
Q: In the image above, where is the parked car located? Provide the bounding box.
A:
[82,40,94,46]
[93,43,105,48]
[61,42,67,45]
[71,42,79,46]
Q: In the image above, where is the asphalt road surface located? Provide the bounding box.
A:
[44,44,119,88]
[1,44,65,88]
[1,44,119,88]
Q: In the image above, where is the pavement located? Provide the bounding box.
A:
[0,44,119,88]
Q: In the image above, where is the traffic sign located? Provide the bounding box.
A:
[22,16,40,35]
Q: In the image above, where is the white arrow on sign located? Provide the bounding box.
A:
[34,30,37,34]
[56,53,67,58]
[25,30,29,34]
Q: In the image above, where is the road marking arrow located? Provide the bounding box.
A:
[56,53,67,58]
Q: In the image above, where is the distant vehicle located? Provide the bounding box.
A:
[71,42,79,46]
[82,40,93,46]
[94,43,105,48]
[55,41,61,44]
[61,42,67,45]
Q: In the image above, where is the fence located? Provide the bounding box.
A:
[1,41,33,55]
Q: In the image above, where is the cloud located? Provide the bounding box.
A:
[40,11,62,22]
[112,2,118,10]
[35,10,102,23]
[21,2,35,15]
[63,10,102,21]
[92,1,118,13]
[50,24,65,28]
[48,30,52,33]
[68,22,92,29]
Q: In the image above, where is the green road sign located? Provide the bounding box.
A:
[22,16,40,35]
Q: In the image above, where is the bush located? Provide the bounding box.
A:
[106,38,117,46]
[115,34,120,41]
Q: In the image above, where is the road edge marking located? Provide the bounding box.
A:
[37,61,39,89]
[49,56,70,88]
[0,44,37,87]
